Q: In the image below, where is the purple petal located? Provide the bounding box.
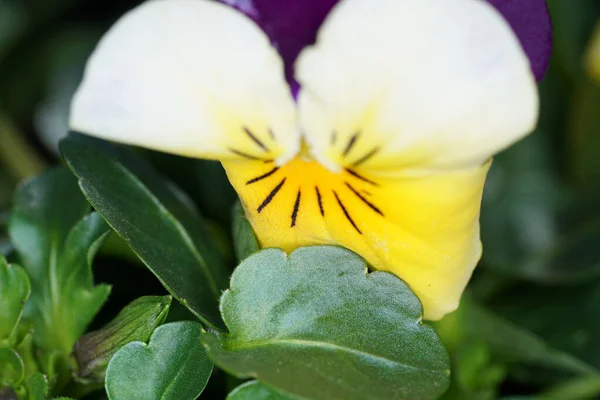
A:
[221,0,552,86]
[486,0,552,81]
[220,0,338,92]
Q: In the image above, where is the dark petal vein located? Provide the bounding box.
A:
[228,147,264,161]
[343,132,360,157]
[345,168,378,186]
[244,127,270,152]
[291,189,301,227]
[315,186,324,217]
[257,178,287,213]
[246,167,279,185]
[333,190,362,234]
[352,146,381,167]
[345,182,384,216]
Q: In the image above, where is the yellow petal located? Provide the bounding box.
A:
[70,0,298,164]
[296,0,538,174]
[222,157,489,320]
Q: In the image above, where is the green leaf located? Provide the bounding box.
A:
[8,168,111,368]
[202,246,450,400]
[60,133,229,330]
[0,254,30,341]
[539,376,600,400]
[436,298,599,376]
[440,341,506,400]
[231,202,259,262]
[8,168,89,292]
[489,281,600,372]
[146,154,238,227]
[0,346,24,387]
[16,333,39,380]
[105,321,213,400]
[228,381,299,400]
[25,372,48,400]
[74,295,172,382]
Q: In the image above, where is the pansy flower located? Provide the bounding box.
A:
[69,0,552,320]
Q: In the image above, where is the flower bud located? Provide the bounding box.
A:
[73,296,171,382]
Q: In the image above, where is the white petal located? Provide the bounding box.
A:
[71,0,298,163]
[297,0,538,174]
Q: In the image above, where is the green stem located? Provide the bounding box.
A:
[0,112,46,180]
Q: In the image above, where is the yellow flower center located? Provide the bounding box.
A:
[223,154,386,252]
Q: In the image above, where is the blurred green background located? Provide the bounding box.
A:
[2,0,600,398]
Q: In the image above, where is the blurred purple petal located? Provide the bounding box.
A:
[221,0,338,92]
[486,0,552,81]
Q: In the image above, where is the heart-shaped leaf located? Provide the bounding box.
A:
[105,321,213,400]
[60,133,229,329]
[228,381,298,400]
[0,254,30,341]
[202,246,450,400]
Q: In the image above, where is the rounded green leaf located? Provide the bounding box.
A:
[202,246,450,400]
[105,321,213,400]
[228,381,298,400]
[0,255,30,340]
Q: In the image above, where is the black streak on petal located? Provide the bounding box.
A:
[345,182,384,216]
[333,190,362,234]
[343,132,360,157]
[316,186,324,217]
[243,126,270,152]
[291,189,301,227]
[228,147,263,160]
[246,167,279,185]
[257,178,286,213]
[345,168,378,186]
[352,146,381,167]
